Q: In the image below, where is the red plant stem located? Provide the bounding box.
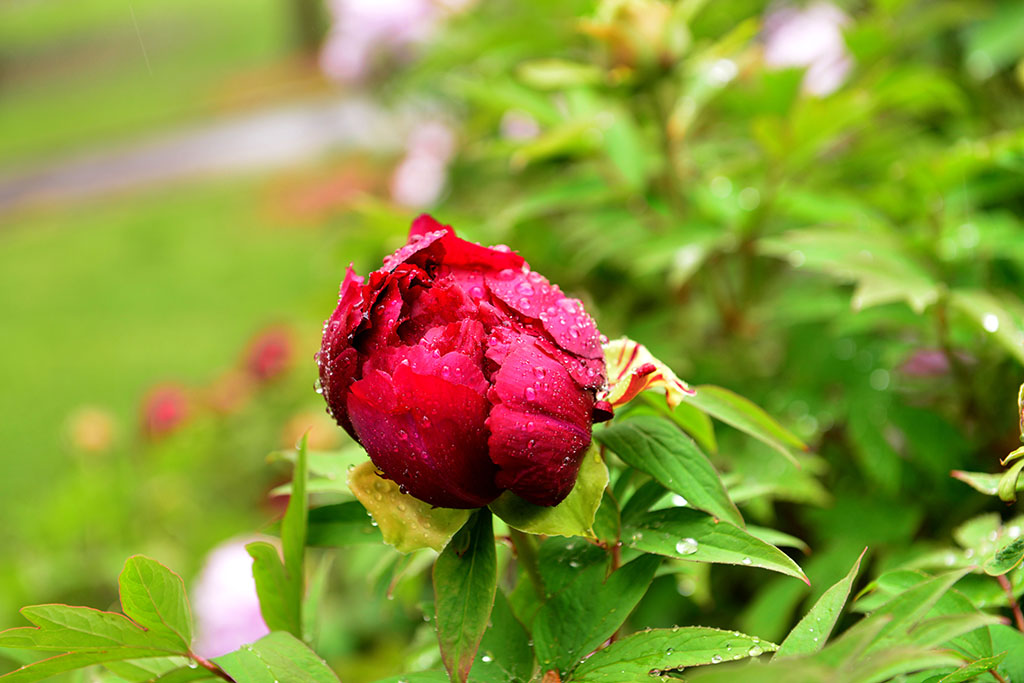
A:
[996,574,1024,632]
[990,669,1009,683]
[191,653,235,682]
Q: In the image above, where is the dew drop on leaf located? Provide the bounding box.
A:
[675,538,698,555]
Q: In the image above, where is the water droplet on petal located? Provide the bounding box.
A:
[525,387,537,401]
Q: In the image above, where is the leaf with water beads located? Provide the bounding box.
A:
[348,461,471,553]
[571,627,777,682]
[983,536,1024,576]
[623,507,809,583]
[214,632,340,683]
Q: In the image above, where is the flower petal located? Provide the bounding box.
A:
[348,366,499,508]
[600,337,694,409]
[486,339,594,506]
[486,267,604,362]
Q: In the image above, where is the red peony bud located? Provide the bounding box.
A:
[317,215,608,508]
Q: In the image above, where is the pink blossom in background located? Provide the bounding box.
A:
[763,2,853,96]
[191,538,270,658]
[500,110,541,141]
[899,349,975,377]
[390,120,457,208]
[320,0,474,83]
[140,384,190,439]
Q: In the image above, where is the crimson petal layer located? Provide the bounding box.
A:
[486,338,594,506]
[347,364,499,508]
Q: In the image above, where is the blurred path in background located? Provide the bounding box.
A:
[0,95,400,216]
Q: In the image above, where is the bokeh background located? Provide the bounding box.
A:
[2,0,1024,681]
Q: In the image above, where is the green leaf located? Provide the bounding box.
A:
[953,513,1002,552]
[841,648,963,683]
[990,624,1024,681]
[983,537,1024,575]
[0,605,181,653]
[103,656,194,682]
[1001,446,1024,466]
[746,526,810,554]
[372,674,449,683]
[0,652,169,683]
[907,613,1003,650]
[266,446,367,496]
[471,590,533,683]
[571,627,776,682]
[516,59,602,90]
[281,435,308,598]
[683,385,806,465]
[433,511,498,683]
[490,448,608,538]
[305,502,383,547]
[592,490,621,544]
[937,653,1007,683]
[150,669,219,683]
[118,556,193,651]
[760,229,940,313]
[595,416,743,527]
[537,537,609,597]
[950,289,1024,366]
[776,548,866,659]
[246,542,298,636]
[107,657,217,682]
[998,460,1024,503]
[214,632,340,683]
[624,508,809,583]
[950,469,1024,497]
[249,437,309,639]
[664,399,718,454]
[534,554,660,676]
[348,461,471,553]
[864,569,972,653]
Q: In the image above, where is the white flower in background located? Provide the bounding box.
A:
[390,120,457,208]
[762,2,853,96]
[320,0,475,83]
[191,538,270,658]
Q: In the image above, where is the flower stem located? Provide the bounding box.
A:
[509,528,545,598]
[190,653,234,682]
[996,574,1024,631]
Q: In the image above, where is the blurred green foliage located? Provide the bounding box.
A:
[4,0,1024,681]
